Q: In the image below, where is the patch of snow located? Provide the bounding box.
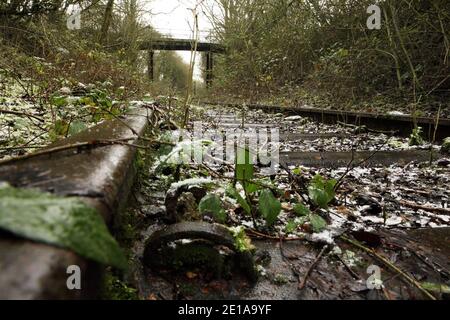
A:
[331,245,342,255]
[285,115,303,121]
[387,111,407,116]
[361,216,384,224]
[171,178,214,189]
[308,230,335,244]
[385,216,403,226]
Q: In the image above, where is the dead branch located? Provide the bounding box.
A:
[298,245,329,290]
[341,235,436,300]
[245,228,305,241]
[397,199,450,216]
[0,109,44,122]
[334,253,361,280]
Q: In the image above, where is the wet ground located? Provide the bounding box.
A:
[125,104,450,300]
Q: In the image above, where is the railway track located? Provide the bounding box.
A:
[203,102,450,141]
[0,103,449,300]
[133,105,449,300]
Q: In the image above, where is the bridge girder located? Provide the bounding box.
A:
[138,39,225,53]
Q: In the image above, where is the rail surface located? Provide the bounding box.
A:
[0,108,151,299]
[203,102,450,141]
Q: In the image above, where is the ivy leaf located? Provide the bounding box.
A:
[226,185,251,215]
[0,185,127,269]
[258,189,281,226]
[199,194,227,223]
[293,203,311,216]
[309,214,327,233]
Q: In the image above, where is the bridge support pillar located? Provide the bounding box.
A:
[206,51,214,88]
[147,50,154,81]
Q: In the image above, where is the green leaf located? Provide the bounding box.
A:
[441,137,450,154]
[228,226,255,252]
[52,96,68,107]
[409,127,424,146]
[199,194,227,223]
[421,282,450,294]
[292,167,302,175]
[293,203,311,216]
[308,175,336,209]
[226,185,251,215]
[49,120,69,141]
[68,120,87,136]
[0,185,127,269]
[79,96,94,106]
[309,214,327,233]
[236,146,254,186]
[258,189,281,226]
[285,220,298,234]
[244,182,260,194]
[308,187,330,209]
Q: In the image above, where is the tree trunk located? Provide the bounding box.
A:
[99,0,114,45]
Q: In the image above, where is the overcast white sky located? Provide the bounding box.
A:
[143,0,216,80]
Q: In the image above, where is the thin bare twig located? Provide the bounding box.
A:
[334,135,393,192]
[298,245,329,290]
[0,109,44,122]
[245,228,305,241]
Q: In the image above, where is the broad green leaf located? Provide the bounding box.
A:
[49,120,69,141]
[308,187,330,209]
[308,175,336,209]
[309,214,327,233]
[236,147,254,188]
[80,96,94,106]
[285,220,298,234]
[293,167,302,175]
[225,185,251,215]
[0,185,127,269]
[258,189,281,226]
[199,194,227,223]
[52,96,68,107]
[68,120,87,136]
[285,217,308,234]
[244,182,260,194]
[293,203,311,216]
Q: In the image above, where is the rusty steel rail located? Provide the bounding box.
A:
[203,102,450,141]
[0,108,152,299]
